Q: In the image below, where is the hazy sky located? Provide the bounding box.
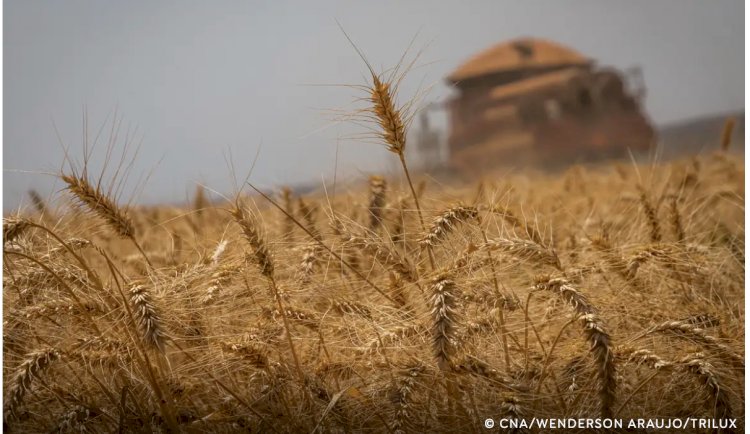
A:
[4,0,745,210]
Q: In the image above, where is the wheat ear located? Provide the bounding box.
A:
[231,202,304,381]
[62,174,134,238]
[5,348,60,421]
[390,365,424,434]
[129,284,167,353]
[368,175,387,231]
[636,184,661,243]
[680,353,733,421]
[535,276,616,418]
[420,205,479,248]
[61,174,152,266]
[667,195,685,242]
[645,321,743,367]
[369,73,433,268]
[430,274,460,371]
[483,237,562,270]
[231,205,274,278]
[3,217,30,245]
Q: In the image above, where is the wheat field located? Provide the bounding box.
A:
[3,66,745,433]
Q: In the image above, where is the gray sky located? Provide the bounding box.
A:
[4,0,745,210]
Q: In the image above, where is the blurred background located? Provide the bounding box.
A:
[4,0,745,210]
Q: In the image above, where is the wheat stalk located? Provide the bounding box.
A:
[636,184,661,243]
[500,395,529,434]
[298,197,321,241]
[619,347,673,371]
[335,217,418,283]
[370,75,406,155]
[231,202,305,381]
[535,276,616,418]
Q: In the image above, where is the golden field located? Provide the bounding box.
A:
[2,68,745,433]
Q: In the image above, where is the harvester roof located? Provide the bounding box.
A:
[448,38,590,84]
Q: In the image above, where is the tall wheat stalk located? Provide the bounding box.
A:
[231,202,304,381]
